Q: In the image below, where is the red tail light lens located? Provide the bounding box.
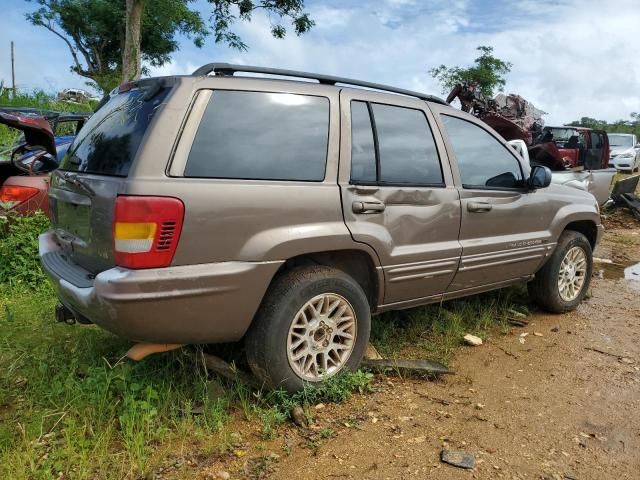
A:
[113,196,185,269]
[0,185,39,210]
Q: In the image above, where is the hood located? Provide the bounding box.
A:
[610,146,635,157]
[0,112,56,155]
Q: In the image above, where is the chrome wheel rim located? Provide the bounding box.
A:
[558,246,588,302]
[287,293,357,382]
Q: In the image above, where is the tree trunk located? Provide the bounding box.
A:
[122,0,144,83]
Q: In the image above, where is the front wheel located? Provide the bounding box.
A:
[528,230,593,313]
[245,266,371,392]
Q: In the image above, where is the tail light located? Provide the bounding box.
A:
[113,196,184,269]
[0,185,39,210]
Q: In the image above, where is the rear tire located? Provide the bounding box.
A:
[245,265,371,393]
[528,230,593,313]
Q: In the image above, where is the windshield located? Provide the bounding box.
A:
[59,85,169,176]
[544,128,578,141]
[608,134,634,148]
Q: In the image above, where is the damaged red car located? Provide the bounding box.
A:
[0,110,89,216]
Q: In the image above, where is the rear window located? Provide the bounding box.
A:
[59,86,169,176]
[184,90,329,181]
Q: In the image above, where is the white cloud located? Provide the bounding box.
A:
[168,0,638,124]
[2,0,638,124]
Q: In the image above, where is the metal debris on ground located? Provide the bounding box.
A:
[607,175,640,219]
[506,309,529,327]
[364,342,384,360]
[196,351,261,388]
[361,358,451,375]
[440,449,476,469]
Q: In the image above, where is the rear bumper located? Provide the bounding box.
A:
[39,230,283,344]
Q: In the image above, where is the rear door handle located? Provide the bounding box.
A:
[467,201,493,212]
[352,201,386,214]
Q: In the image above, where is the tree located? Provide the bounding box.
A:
[122,0,314,84]
[567,114,640,138]
[26,0,314,93]
[429,46,512,99]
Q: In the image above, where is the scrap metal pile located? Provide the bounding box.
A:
[446,83,546,146]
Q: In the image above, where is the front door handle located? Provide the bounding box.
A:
[467,201,493,212]
[352,201,386,214]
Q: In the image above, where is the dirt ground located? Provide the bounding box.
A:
[199,219,640,480]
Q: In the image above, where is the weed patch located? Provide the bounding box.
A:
[371,286,528,363]
[0,212,51,289]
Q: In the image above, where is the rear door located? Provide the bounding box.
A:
[338,90,462,307]
[435,109,554,293]
[49,83,171,274]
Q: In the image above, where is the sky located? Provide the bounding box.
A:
[1,0,638,125]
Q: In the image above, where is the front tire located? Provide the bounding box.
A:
[245,266,371,392]
[528,230,593,313]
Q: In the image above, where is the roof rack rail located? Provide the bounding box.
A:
[191,63,447,105]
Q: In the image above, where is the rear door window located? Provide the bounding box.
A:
[60,86,169,176]
[185,91,329,181]
[350,101,443,185]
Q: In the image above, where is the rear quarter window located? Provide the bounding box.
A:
[60,86,169,177]
[184,91,329,181]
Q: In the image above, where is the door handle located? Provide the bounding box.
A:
[352,201,386,214]
[467,201,493,212]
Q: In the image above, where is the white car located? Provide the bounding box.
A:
[609,133,640,172]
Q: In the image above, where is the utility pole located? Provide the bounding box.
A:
[11,41,16,98]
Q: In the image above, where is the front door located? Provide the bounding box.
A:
[436,111,555,293]
[338,90,462,307]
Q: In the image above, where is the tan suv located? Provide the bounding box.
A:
[39,64,602,392]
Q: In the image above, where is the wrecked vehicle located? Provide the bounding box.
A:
[57,88,94,104]
[0,109,89,215]
[446,84,616,205]
[608,133,640,172]
[40,64,601,392]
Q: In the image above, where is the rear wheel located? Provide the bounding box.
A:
[245,266,371,392]
[528,230,593,313]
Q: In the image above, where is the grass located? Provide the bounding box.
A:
[371,286,527,363]
[0,282,524,479]
[0,285,380,479]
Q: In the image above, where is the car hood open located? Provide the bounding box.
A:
[0,112,56,156]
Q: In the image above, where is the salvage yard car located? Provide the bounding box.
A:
[608,133,640,172]
[0,109,89,215]
[39,64,602,392]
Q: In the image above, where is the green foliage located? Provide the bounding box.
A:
[430,45,513,98]
[208,0,315,51]
[567,114,640,138]
[0,212,51,289]
[26,0,314,92]
[266,370,374,413]
[0,290,233,478]
[0,89,95,151]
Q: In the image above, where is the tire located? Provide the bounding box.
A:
[245,265,371,393]
[528,230,593,313]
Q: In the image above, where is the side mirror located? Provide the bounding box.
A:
[635,143,640,149]
[528,165,552,190]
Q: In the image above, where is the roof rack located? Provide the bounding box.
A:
[192,63,447,105]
